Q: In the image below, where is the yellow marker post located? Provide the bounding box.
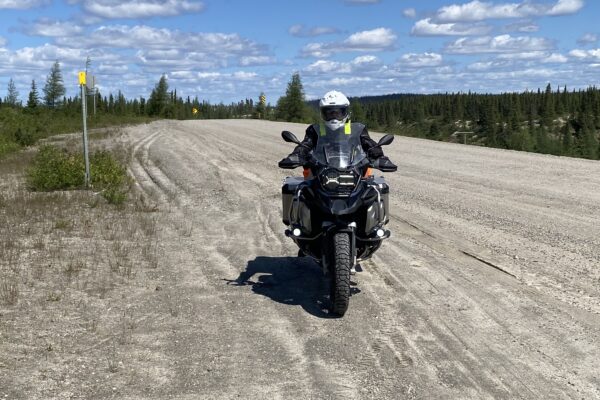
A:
[79,71,90,187]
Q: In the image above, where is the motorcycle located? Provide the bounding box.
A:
[279,129,396,316]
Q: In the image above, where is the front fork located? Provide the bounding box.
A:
[320,222,357,276]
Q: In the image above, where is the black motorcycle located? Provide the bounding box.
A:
[279,129,396,316]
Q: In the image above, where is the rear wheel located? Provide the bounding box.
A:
[330,232,351,316]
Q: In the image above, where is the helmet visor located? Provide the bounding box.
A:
[321,106,348,121]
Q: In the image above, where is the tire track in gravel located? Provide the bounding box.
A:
[117,119,600,400]
[128,122,323,398]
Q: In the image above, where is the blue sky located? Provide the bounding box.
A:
[0,0,599,104]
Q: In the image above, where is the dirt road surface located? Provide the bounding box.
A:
[5,119,600,399]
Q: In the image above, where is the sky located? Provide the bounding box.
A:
[0,0,599,104]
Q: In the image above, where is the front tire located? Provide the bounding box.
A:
[330,232,351,316]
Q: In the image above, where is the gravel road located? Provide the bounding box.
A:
[122,119,600,399]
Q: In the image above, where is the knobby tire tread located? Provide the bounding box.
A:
[332,232,351,316]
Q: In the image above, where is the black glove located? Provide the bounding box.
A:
[367,146,384,159]
[278,153,305,169]
[372,156,397,172]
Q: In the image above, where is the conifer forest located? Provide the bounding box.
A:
[2,66,599,160]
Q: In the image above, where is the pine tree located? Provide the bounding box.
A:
[4,78,19,106]
[27,80,39,109]
[43,61,66,108]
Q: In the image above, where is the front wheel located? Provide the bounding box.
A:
[330,232,351,316]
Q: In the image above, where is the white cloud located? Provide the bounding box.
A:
[503,20,539,33]
[402,8,417,18]
[445,34,555,54]
[232,71,258,81]
[542,53,568,63]
[329,77,372,86]
[97,63,129,74]
[495,50,568,63]
[351,55,382,69]
[569,48,600,62]
[238,56,276,66]
[467,61,498,71]
[345,28,396,48]
[81,0,204,19]
[0,0,48,9]
[411,18,492,36]
[301,28,396,57]
[398,52,444,67]
[300,43,332,58]
[56,25,266,60]
[24,19,84,37]
[288,24,339,37]
[304,55,383,76]
[0,36,6,47]
[577,33,598,46]
[547,0,584,15]
[435,0,583,22]
[305,60,349,74]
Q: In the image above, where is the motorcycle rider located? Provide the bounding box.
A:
[279,90,397,171]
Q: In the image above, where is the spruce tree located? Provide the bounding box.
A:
[562,121,573,155]
[43,61,66,108]
[147,75,169,117]
[4,78,19,106]
[541,83,555,128]
[27,80,39,109]
[350,100,366,122]
[276,73,307,123]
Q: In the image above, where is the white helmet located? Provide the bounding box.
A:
[319,90,350,131]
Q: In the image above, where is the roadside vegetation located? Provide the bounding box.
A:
[27,145,131,204]
[4,62,599,165]
[0,128,167,398]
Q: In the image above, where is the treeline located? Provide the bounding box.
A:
[2,63,600,161]
[344,84,600,160]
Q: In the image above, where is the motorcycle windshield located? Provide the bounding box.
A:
[313,131,367,169]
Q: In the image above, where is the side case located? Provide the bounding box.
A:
[364,176,390,233]
[281,176,312,233]
[282,176,304,225]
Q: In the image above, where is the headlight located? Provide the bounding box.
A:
[320,169,357,194]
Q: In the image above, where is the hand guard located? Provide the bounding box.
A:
[372,156,397,172]
[278,154,305,169]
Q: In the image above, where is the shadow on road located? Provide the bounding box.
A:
[225,256,359,318]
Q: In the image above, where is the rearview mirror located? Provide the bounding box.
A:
[378,134,394,147]
[282,130,301,144]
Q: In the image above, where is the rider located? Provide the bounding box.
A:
[278,90,397,171]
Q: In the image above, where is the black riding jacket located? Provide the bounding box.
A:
[292,124,384,159]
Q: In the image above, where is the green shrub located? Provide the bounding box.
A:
[14,127,36,146]
[90,150,131,205]
[27,145,84,191]
[27,145,131,204]
[0,137,20,158]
